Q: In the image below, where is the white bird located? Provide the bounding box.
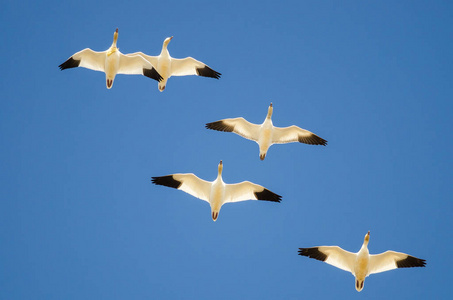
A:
[206,103,327,160]
[59,28,162,89]
[298,231,426,292]
[128,36,221,92]
[151,160,281,221]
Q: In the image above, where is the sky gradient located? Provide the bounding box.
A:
[1,1,452,299]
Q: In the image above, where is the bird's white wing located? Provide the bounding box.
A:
[272,125,327,145]
[118,54,163,81]
[206,117,261,142]
[152,174,211,202]
[118,54,151,74]
[299,246,356,274]
[59,48,106,72]
[368,251,426,275]
[224,181,281,203]
[171,57,221,79]
[127,52,159,69]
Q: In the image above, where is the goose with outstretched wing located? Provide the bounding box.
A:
[151,161,281,221]
[59,28,162,89]
[128,36,221,92]
[206,103,327,160]
[298,231,426,292]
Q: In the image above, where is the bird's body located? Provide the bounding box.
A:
[128,36,221,91]
[104,49,120,87]
[209,174,225,220]
[154,42,172,90]
[298,231,426,292]
[206,103,327,160]
[59,28,162,89]
[354,242,370,291]
[151,161,281,221]
[258,117,274,160]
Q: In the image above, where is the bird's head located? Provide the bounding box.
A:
[218,160,223,175]
[267,102,273,119]
[113,28,119,45]
[364,231,370,244]
[163,36,173,48]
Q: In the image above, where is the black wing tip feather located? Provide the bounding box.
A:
[143,68,164,82]
[299,134,328,146]
[298,247,328,262]
[254,188,282,203]
[151,175,182,189]
[58,57,80,70]
[196,66,221,79]
[205,121,234,132]
[396,255,426,268]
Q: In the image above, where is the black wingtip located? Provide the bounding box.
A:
[396,255,426,268]
[196,65,221,79]
[298,247,328,262]
[143,68,164,82]
[151,175,182,189]
[299,134,328,146]
[316,136,328,146]
[254,188,282,203]
[205,121,234,132]
[58,57,80,70]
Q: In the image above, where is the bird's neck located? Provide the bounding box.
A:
[160,46,170,58]
[160,39,171,55]
[264,113,273,124]
[216,166,224,183]
[359,240,369,254]
[107,33,119,56]
[266,107,273,120]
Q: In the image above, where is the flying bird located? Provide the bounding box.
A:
[206,103,327,160]
[59,28,162,89]
[151,160,281,221]
[128,36,221,91]
[298,231,426,292]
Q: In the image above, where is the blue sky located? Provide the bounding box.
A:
[1,0,452,299]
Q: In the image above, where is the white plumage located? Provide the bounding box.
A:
[206,103,327,160]
[128,36,221,91]
[298,231,426,291]
[151,160,281,221]
[59,28,162,89]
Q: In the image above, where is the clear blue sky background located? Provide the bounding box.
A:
[1,1,452,299]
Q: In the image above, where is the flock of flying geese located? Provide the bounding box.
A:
[59,28,426,292]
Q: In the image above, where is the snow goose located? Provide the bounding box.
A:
[206,103,327,160]
[128,36,221,91]
[59,28,162,89]
[151,160,281,221]
[298,231,426,292]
